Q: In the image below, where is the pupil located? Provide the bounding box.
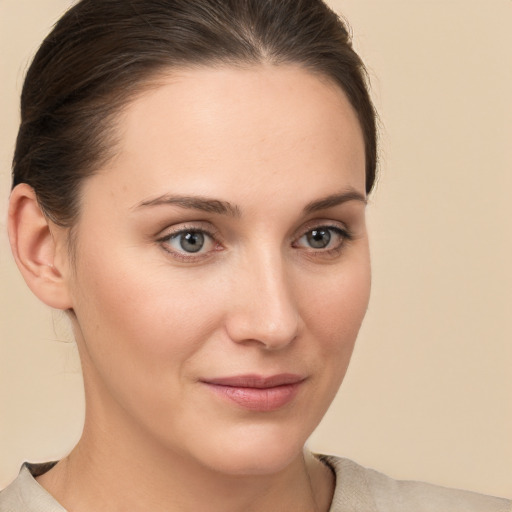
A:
[180,232,204,253]
[307,229,331,249]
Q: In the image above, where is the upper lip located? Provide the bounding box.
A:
[202,374,305,389]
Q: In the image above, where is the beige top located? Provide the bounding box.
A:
[0,455,510,512]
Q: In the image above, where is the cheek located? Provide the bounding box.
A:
[69,242,226,377]
[299,254,371,354]
[293,252,370,413]
[69,247,231,439]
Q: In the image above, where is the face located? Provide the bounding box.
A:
[66,65,370,475]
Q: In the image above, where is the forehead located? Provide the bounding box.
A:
[90,64,366,210]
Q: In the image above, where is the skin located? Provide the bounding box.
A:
[9,64,371,512]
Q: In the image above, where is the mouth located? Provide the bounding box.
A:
[201,374,305,412]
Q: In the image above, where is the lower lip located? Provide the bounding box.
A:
[204,382,302,412]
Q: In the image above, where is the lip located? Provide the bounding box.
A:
[201,374,305,412]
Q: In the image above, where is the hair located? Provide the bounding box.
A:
[12,0,378,227]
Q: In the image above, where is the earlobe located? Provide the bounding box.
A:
[8,183,73,310]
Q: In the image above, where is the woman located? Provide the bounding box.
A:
[1,1,510,511]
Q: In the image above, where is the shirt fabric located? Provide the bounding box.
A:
[1,455,510,511]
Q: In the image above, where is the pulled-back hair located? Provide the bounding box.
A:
[12,0,377,226]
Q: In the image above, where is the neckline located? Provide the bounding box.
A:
[13,454,373,512]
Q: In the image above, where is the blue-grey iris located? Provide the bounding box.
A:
[180,231,205,253]
[307,229,331,249]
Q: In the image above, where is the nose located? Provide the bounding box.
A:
[224,251,300,351]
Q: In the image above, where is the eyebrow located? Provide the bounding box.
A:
[133,194,241,217]
[303,189,367,213]
[133,189,366,217]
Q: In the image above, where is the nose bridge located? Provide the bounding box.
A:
[226,243,299,349]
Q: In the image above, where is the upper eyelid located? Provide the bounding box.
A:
[294,220,350,239]
[157,220,347,234]
[157,222,219,239]
[294,226,348,244]
[155,219,351,244]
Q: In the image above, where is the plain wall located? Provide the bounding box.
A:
[1,0,511,498]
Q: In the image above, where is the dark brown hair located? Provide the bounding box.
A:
[12,0,377,227]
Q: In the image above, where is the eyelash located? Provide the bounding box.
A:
[156,224,222,262]
[156,223,352,262]
[293,224,352,258]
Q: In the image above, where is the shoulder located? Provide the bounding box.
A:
[318,454,512,512]
[0,462,65,512]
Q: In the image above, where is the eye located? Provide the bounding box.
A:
[158,227,218,258]
[294,225,349,252]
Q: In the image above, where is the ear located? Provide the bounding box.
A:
[8,183,73,310]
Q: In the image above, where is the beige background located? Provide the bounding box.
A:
[1,0,511,498]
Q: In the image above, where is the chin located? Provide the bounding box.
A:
[203,445,304,477]
[180,421,310,476]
